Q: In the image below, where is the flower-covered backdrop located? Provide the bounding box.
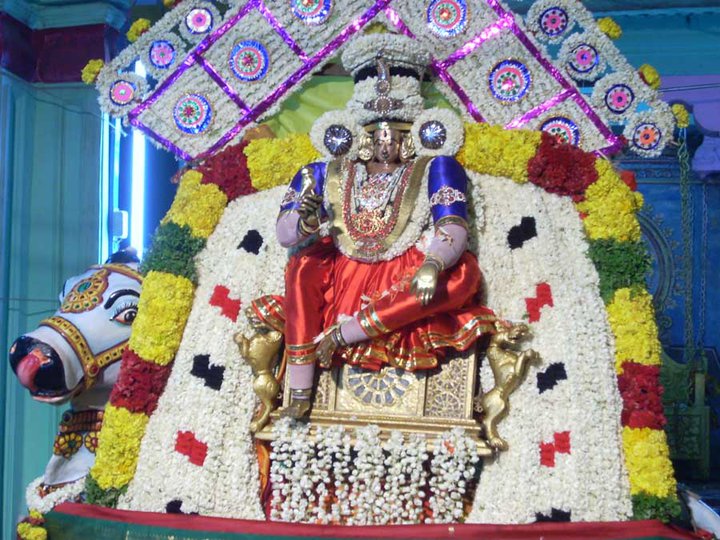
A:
[90,0,673,160]
[86,123,679,523]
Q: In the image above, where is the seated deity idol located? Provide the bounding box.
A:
[249,34,496,418]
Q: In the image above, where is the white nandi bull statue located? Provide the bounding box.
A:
[9,250,142,512]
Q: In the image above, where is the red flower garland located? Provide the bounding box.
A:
[197,141,256,201]
[617,362,667,430]
[526,133,599,201]
[110,348,172,416]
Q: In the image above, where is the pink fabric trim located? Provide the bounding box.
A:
[427,224,467,270]
[276,212,302,248]
[340,318,368,346]
[288,363,315,390]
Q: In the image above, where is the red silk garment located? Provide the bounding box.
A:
[254,237,495,371]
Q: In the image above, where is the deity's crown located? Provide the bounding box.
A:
[341,34,431,80]
[309,32,464,161]
[341,33,430,126]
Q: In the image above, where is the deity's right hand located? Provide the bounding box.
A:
[298,193,323,219]
[297,193,323,234]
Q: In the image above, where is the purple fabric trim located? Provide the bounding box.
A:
[194,54,251,113]
[128,0,257,122]
[128,54,198,122]
[197,0,391,160]
[483,0,620,153]
[257,1,309,62]
[427,223,467,270]
[429,156,468,223]
[128,117,193,162]
[504,89,572,129]
[484,0,512,21]
[383,7,416,38]
[431,61,485,123]
[195,0,259,57]
[593,137,625,157]
[438,14,513,70]
[569,92,622,154]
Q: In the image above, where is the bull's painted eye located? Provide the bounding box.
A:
[111,302,138,325]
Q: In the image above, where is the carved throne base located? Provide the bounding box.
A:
[256,349,494,455]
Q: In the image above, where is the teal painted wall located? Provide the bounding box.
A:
[0,69,103,539]
[0,4,718,540]
[613,10,720,76]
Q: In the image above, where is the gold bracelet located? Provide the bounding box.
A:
[298,218,319,237]
[423,253,446,272]
[434,215,468,230]
[331,326,348,348]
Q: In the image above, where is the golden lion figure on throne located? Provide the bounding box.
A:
[245,34,535,442]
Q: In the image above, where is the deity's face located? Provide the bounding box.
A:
[372,126,402,164]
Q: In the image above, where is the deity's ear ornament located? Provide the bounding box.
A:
[309,110,364,161]
[410,107,464,157]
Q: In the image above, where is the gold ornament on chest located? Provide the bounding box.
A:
[326,158,430,259]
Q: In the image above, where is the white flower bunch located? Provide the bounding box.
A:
[272,418,315,522]
[309,110,364,161]
[624,102,676,158]
[346,424,386,525]
[341,34,431,76]
[427,428,479,523]
[384,431,429,524]
[26,477,86,514]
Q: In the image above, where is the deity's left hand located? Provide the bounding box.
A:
[411,262,439,306]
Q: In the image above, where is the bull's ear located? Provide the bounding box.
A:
[106,247,140,264]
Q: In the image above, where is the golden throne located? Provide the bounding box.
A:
[240,315,539,454]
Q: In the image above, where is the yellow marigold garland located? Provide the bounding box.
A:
[126,18,151,43]
[456,123,541,183]
[17,523,47,540]
[607,287,662,374]
[246,134,320,191]
[162,171,227,238]
[90,166,229,503]
[623,427,677,498]
[81,59,104,85]
[576,159,643,242]
[639,64,661,90]
[672,104,690,129]
[597,17,622,40]
[92,405,150,490]
[129,271,195,365]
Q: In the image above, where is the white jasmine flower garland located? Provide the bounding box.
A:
[119,186,287,518]
[310,110,364,161]
[427,429,479,523]
[558,30,609,82]
[341,33,431,76]
[624,103,676,158]
[467,175,631,523]
[411,108,465,157]
[383,431,428,524]
[591,71,654,123]
[26,477,85,515]
[447,30,565,128]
